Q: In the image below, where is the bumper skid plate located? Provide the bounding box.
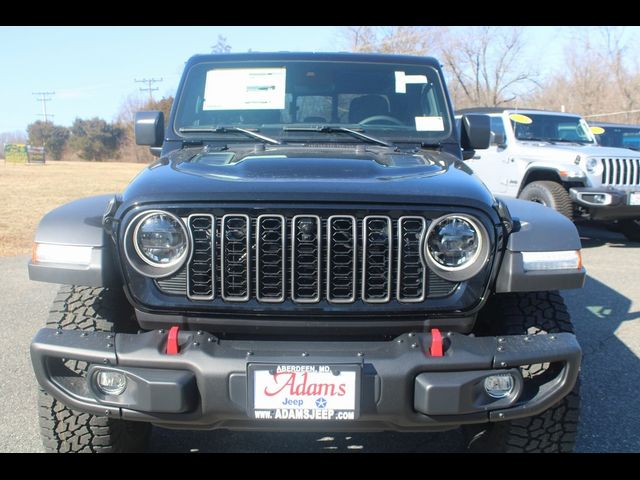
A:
[31,327,581,432]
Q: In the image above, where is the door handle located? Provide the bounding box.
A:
[472,155,481,160]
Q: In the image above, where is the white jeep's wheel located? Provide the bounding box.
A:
[519,181,573,219]
[38,285,151,453]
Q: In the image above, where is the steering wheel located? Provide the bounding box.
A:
[359,115,404,126]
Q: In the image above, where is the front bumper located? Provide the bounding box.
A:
[570,187,640,220]
[31,328,581,432]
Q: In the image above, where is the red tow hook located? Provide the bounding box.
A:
[166,326,180,355]
[430,328,443,357]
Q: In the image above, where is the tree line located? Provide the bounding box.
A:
[19,96,172,162]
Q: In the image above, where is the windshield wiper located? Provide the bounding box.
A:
[283,126,393,148]
[178,126,281,145]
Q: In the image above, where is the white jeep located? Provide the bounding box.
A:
[458,108,640,241]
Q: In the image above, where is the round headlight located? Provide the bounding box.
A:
[586,157,601,174]
[134,212,188,267]
[424,214,489,281]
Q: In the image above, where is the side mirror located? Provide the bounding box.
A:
[135,111,164,147]
[460,114,490,160]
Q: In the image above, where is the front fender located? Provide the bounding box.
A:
[522,162,586,185]
[493,196,585,293]
[28,194,120,287]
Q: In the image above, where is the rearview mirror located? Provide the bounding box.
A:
[135,111,164,148]
[460,114,490,160]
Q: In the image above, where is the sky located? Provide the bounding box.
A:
[0,26,632,134]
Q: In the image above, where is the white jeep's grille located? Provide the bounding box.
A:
[600,158,640,186]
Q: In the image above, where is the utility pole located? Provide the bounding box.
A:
[33,91,55,123]
[135,78,163,102]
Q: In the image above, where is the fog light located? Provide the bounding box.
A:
[484,374,514,399]
[95,370,127,395]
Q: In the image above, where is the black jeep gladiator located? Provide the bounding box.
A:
[29,52,585,452]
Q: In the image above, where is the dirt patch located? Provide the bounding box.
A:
[0,160,146,256]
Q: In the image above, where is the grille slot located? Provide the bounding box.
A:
[397,216,427,302]
[187,214,214,300]
[221,214,250,301]
[291,215,321,303]
[327,216,356,303]
[362,216,392,303]
[600,157,640,186]
[256,215,285,302]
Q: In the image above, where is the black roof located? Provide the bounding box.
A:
[588,121,640,128]
[456,107,580,116]
[185,51,441,68]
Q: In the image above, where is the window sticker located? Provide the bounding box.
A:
[203,68,286,110]
[508,113,532,124]
[590,126,605,135]
[415,116,445,131]
[395,71,428,94]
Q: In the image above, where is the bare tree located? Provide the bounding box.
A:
[211,35,231,54]
[340,26,445,55]
[528,27,640,123]
[441,27,539,108]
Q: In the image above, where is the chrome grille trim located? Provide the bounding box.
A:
[291,215,321,303]
[186,214,215,301]
[362,215,392,303]
[220,214,250,302]
[326,215,357,304]
[256,214,286,303]
[396,216,427,303]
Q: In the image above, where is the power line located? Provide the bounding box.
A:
[134,78,163,101]
[584,108,640,119]
[33,91,55,123]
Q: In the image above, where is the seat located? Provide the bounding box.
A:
[348,95,390,123]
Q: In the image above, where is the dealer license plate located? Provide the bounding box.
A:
[629,192,640,206]
[249,364,360,421]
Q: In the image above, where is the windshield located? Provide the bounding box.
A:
[594,125,640,149]
[174,60,452,144]
[509,113,596,144]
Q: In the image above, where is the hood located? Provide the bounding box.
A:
[120,147,495,211]
[515,141,640,161]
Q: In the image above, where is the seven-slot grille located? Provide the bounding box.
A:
[163,213,455,304]
[600,157,640,186]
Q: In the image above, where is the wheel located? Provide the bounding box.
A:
[619,219,640,242]
[38,285,151,453]
[518,181,573,219]
[464,292,581,452]
[358,115,404,126]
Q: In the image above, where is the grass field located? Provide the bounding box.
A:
[0,160,147,256]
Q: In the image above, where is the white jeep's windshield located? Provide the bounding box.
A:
[174,60,453,144]
[510,113,596,144]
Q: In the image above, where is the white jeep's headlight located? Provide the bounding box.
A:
[585,158,602,175]
[423,214,490,282]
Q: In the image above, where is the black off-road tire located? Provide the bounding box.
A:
[464,292,581,453]
[519,181,573,219]
[38,285,151,453]
[619,219,640,242]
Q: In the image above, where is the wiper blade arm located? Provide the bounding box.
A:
[179,126,280,145]
[283,126,393,147]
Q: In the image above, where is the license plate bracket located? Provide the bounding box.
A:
[247,363,361,421]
